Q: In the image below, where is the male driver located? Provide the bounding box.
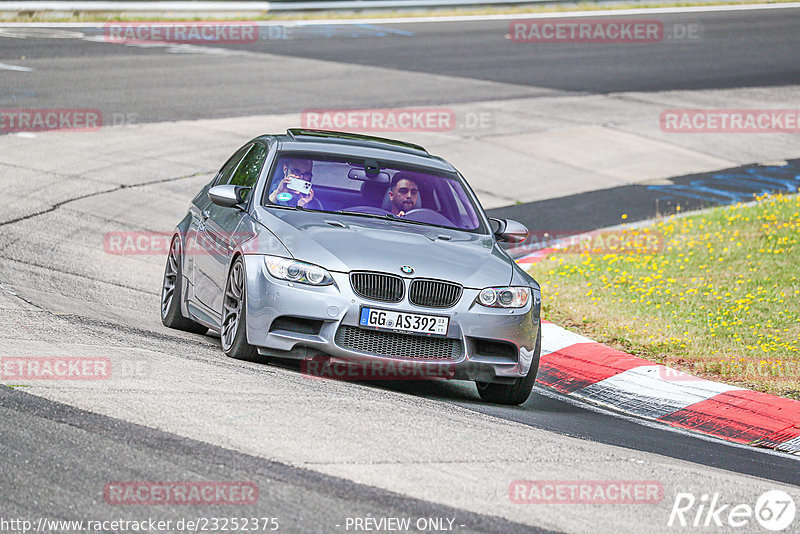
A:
[388,172,419,217]
[268,158,317,208]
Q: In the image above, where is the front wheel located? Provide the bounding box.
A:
[475,329,541,405]
[221,257,259,362]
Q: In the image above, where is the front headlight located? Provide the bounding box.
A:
[264,256,333,286]
[476,287,530,308]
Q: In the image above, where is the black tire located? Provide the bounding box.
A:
[221,257,259,362]
[476,328,541,405]
[161,235,208,335]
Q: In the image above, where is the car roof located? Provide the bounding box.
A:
[254,129,457,173]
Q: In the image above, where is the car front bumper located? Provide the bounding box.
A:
[242,255,540,383]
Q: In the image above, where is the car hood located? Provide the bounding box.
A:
[252,207,512,288]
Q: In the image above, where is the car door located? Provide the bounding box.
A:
[189,144,251,312]
[194,142,268,316]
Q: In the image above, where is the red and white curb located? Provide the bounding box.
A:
[536,321,800,455]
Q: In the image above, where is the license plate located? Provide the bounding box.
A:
[359,307,449,336]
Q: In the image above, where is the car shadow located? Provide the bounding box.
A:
[265,356,575,413]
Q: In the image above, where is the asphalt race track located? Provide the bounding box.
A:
[1,6,800,533]
[1,9,799,122]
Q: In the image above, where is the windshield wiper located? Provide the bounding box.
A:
[383,212,427,226]
[266,203,313,212]
[336,209,400,221]
[336,209,430,226]
[336,209,380,219]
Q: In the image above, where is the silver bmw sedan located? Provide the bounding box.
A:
[161,129,541,404]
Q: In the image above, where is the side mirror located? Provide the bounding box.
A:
[208,185,249,209]
[489,217,528,243]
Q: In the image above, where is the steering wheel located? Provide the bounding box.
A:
[401,208,454,226]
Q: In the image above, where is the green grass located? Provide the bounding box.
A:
[526,193,800,399]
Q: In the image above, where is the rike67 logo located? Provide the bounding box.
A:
[668,490,796,531]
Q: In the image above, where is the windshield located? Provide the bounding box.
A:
[263,153,484,232]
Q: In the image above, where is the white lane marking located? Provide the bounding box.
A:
[776,436,800,454]
[540,322,594,355]
[0,1,270,9]
[0,2,799,28]
[0,62,33,72]
[0,25,246,56]
[0,28,85,38]
[573,365,744,419]
[534,384,800,459]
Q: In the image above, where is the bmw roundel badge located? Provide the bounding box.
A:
[400,265,414,274]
